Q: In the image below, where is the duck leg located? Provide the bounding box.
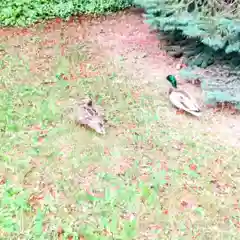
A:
[176,109,185,115]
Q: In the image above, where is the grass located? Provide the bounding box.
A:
[0,20,240,240]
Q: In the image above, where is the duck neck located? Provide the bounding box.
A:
[169,88,173,94]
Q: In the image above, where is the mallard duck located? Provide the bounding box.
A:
[66,98,106,134]
[166,75,202,117]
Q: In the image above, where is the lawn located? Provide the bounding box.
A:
[0,16,240,239]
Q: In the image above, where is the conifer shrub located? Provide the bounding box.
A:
[135,0,240,54]
[0,0,133,27]
[135,0,240,108]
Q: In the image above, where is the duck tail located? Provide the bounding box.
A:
[187,109,202,117]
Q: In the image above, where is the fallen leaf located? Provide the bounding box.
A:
[0,176,6,185]
[189,164,197,171]
[163,209,168,215]
[104,147,110,155]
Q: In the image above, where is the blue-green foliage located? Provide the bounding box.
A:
[0,0,133,27]
[135,0,240,107]
[134,0,240,54]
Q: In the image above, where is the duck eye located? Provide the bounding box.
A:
[87,100,92,107]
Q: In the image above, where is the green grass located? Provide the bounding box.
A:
[0,21,240,240]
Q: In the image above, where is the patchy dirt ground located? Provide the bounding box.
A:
[0,9,240,239]
[77,10,240,147]
[1,10,239,147]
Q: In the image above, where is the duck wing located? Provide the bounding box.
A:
[169,90,201,117]
[176,90,201,112]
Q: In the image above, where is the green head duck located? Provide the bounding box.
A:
[166,75,177,88]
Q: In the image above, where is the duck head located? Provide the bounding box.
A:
[166,75,177,88]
